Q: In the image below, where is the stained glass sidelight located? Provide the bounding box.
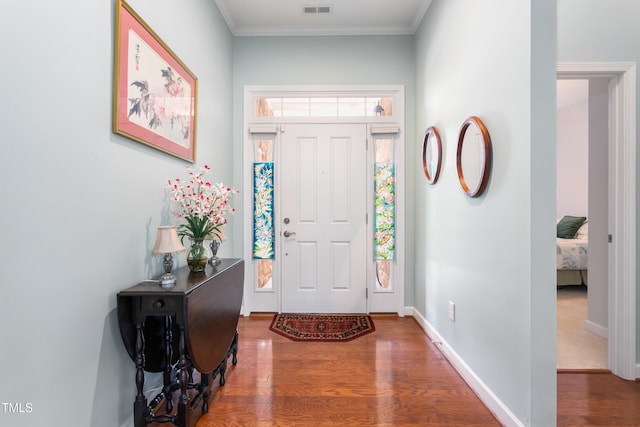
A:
[374,162,395,260]
[372,134,395,292]
[253,162,275,260]
[252,136,275,288]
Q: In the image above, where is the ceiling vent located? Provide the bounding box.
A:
[302,5,332,15]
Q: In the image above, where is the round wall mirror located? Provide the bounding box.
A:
[422,126,442,185]
[456,116,492,198]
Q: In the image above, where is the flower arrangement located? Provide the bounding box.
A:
[166,165,238,242]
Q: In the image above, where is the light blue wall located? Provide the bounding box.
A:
[414,0,556,425]
[232,35,417,305]
[557,0,640,365]
[0,1,233,426]
[5,1,633,426]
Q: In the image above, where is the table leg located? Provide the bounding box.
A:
[133,322,147,427]
[201,372,209,414]
[176,326,188,427]
[163,316,174,413]
[231,330,239,365]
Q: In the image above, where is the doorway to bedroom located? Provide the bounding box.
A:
[556,62,636,380]
[556,78,608,370]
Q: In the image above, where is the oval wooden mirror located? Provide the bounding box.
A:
[422,126,442,185]
[456,116,492,198]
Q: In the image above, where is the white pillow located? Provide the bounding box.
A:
[577,221,588,239]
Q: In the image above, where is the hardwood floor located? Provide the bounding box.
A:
[197,315,499,426]
[193,315,640,426]
[557,371,640,426]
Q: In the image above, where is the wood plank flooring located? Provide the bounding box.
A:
[193,315,640,426]
[557,371,640,426]
[197,315,499,426]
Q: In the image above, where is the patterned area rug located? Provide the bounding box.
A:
[269,313,375,342]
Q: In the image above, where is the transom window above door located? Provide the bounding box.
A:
[255,96,393,118]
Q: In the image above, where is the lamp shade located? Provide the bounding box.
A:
[152,226,185,255]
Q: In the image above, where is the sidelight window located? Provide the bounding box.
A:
[372,131,397,290]
[251,132,276,289]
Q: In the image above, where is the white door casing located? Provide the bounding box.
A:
[280,124,367,313]
[557,62,637,380]
[242,85,405,317]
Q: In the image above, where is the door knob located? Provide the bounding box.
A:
[283,230,296,237]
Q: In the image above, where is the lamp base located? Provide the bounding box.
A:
[159,273,177,288]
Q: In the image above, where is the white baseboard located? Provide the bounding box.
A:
[403,306,415,317]
[584,319,608,339]
[404,306,524,427]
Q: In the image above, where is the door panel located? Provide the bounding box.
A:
[281,124,367,313]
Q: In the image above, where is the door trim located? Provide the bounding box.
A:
[241,85,406,316]
[557,62,637,380]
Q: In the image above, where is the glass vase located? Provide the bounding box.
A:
[187,237,208,273]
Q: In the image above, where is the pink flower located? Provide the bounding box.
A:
[165,165,238,239]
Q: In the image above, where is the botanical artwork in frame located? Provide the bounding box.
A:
[113,0,198,162]
[253,162,275,259]
[374,163,396,260]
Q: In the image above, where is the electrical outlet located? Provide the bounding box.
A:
[448,301,455,322]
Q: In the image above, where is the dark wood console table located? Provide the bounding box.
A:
[117,258,244,427]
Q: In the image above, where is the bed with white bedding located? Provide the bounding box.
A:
[557,220,588,286]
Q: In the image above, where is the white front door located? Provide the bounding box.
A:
[280,124,367,313]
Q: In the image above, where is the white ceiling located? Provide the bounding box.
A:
[214,0,432,36]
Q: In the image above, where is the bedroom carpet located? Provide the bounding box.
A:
[557,285,607,370]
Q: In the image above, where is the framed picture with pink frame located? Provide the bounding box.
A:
[112,0,198,162]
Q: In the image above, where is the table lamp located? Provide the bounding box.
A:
[152,226,185,287]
